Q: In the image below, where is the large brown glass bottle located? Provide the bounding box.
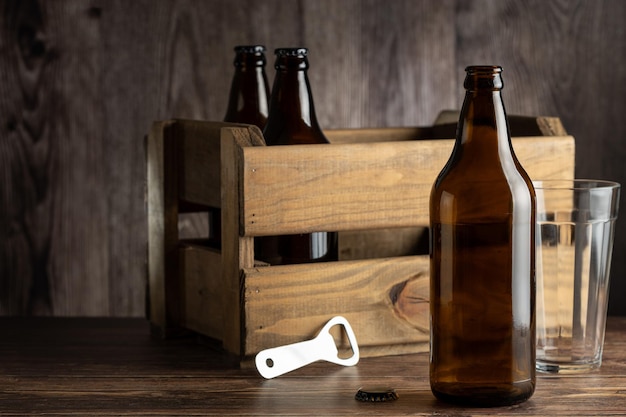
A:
[210,45,270,247]
[429,66,536,406]
[255,48,338,265]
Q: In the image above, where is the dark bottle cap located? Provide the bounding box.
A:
[355,387,399,402]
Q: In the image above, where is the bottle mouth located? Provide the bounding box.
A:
[235,45,266,54]
[274,48,309,70]
[465,65,502,74]
[464,65,504,90]
[275,48,308,57]
[233,45,266,67]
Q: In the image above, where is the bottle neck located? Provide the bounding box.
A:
[263,49,327,144]
[268,68,316,127]
[453,66,514,171]
[457,66,509,147]
[458,90,508,143]
[224,50,270,126]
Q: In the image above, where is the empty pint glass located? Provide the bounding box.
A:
[535,179,620,373]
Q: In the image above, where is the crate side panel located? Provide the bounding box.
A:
[241,140,451,235]
[515,136,575,180]
[241,136,575,237]
[178,121,223,208]
[179,244,223,339]
[242,256,430,357]
[220,127,263,355]
[178,121,265,208]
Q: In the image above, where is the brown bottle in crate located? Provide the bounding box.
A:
[210,45,271,248]
[224,45,270,127]
[429,66,536,406]
[255,48,338,265]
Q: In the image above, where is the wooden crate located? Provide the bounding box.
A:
[146,113,574,360]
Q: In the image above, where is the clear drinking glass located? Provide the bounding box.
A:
[534,179,620,373]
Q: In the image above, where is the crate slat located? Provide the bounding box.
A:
[239,136,574,236]
[242,255,430,357]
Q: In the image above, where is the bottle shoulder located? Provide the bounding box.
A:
[263,107,329,145]
[432,165,532,197]
[263,124,330,145]
[431,168,535,224]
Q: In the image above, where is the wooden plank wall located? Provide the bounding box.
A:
[1,0,624,316]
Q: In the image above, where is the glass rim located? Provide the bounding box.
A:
[532,179,620,191]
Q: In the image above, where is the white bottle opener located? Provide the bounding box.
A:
[255,316,360,379]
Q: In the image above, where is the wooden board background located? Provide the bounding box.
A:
[1,0,625,316]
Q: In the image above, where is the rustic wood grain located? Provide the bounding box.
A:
[179,244,223,338]
[239,136,574,235]
[1,0,625,317]
[305,0,457,128]
[0,0,112,316]
[1,317,625,415]
[242,256,430,357]
[455,0,626,314]
[220,126,265,354]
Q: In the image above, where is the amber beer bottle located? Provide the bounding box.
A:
[429,66,536,406]
[211,45,271,247]
[255,48,338,265]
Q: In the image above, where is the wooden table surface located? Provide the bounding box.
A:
[1,317,625,416]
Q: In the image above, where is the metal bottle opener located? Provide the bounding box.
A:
[255,316,360,379]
